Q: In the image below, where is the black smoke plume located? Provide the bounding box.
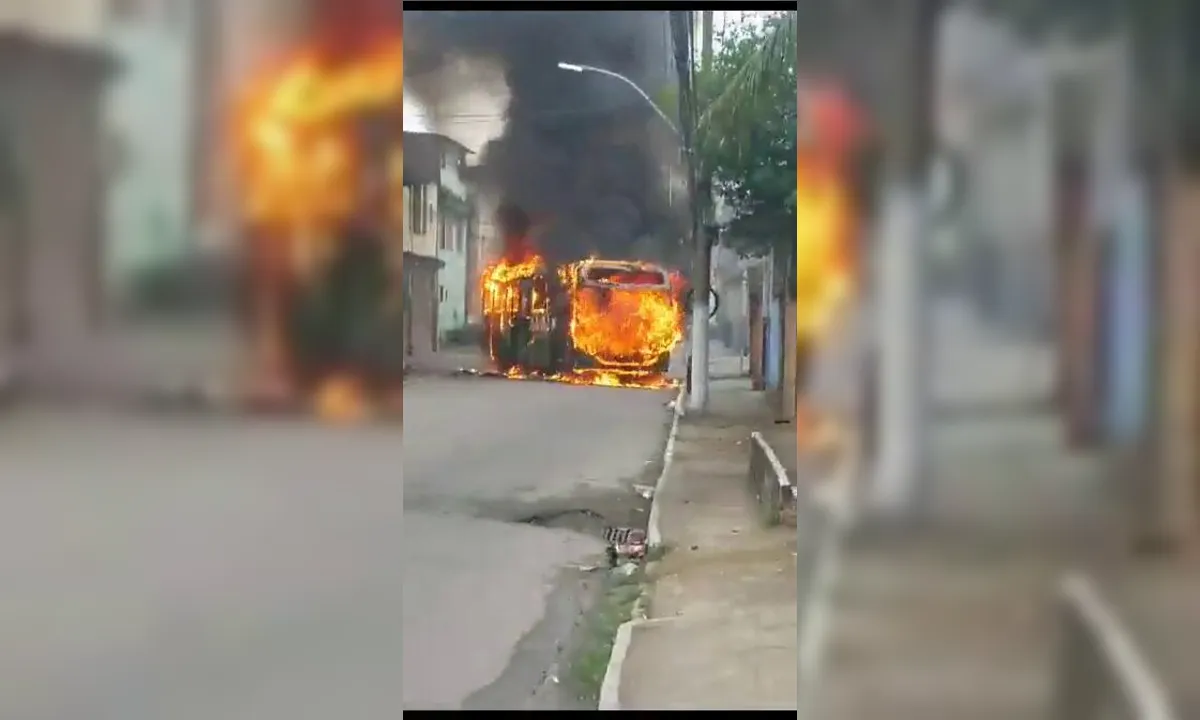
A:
[404,11,682,264]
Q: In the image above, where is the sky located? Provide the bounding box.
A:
[402,11,773,132]
[403,92,433,132]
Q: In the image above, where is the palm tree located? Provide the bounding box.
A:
[698,12,797,132]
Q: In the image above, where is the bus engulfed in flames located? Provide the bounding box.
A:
[481,255,683,388]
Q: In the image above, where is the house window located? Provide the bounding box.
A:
[408,186,419,235]
[409,185,429,236]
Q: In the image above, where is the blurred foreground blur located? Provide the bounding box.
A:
[0,2,412,717]
[795,1,1200,718]
[0,0,405,419]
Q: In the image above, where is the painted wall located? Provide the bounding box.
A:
[1104,173,1149,444]
[103,18,194,292]
[437,216,468,336]
[0,0,106,47]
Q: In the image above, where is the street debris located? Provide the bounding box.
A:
[455,367,506,378]
[603,526,647,566]
[632,483,655,500]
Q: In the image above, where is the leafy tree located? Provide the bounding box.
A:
[695,13,797,259]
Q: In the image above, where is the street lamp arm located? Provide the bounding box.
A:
[556,61,681,139]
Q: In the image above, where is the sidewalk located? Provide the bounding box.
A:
[813,412,1117,719]
[811,301,1119,719]
[613,376,798,710]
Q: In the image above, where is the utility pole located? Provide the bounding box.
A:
[870,0,941,520]
[671,11,708,412]
[685,10,715,412]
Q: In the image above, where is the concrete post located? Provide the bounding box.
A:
[1131,0,1200,553]
[869,0,940,518]
[1137,173,1200,552]
[776,299,798,422]
[749,264,765,389]
[872,188,925,514]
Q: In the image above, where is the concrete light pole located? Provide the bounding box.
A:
[871,0,943,520]
[556,57,710,411]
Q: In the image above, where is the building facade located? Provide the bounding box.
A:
[101,0,197,302]
[402,131,474,359]
[434,138,471,340]
[0,0,118,388]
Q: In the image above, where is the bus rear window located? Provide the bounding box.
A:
[584,267,667,286]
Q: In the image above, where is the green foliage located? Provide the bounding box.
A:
[695,13,797,258]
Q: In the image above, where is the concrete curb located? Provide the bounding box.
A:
[598,384,685,711]
[646,385,686,549]
[598,615,680,711]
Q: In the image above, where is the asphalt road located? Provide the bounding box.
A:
[0,374,672,716]
[402,375,674,709]
[0,407,407,720]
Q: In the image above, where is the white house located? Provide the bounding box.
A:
[402,131,472,350]
[406,71,507,327]
[433,137,471,338]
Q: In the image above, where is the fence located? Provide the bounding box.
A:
[1052,572,1177,720]
[747,430,795,526]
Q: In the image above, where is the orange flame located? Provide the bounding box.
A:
[566,262,682,369]
[479,256,682,388]
[795,171,853,337]
[232,31,403,422]
[233,38,403,234]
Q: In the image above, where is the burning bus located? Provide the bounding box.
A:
[481,254,683,385]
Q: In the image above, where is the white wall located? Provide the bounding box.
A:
[437,216,468,336]
[0,0,106,47]
[104,14,195,288]
[940,6,1056,333]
